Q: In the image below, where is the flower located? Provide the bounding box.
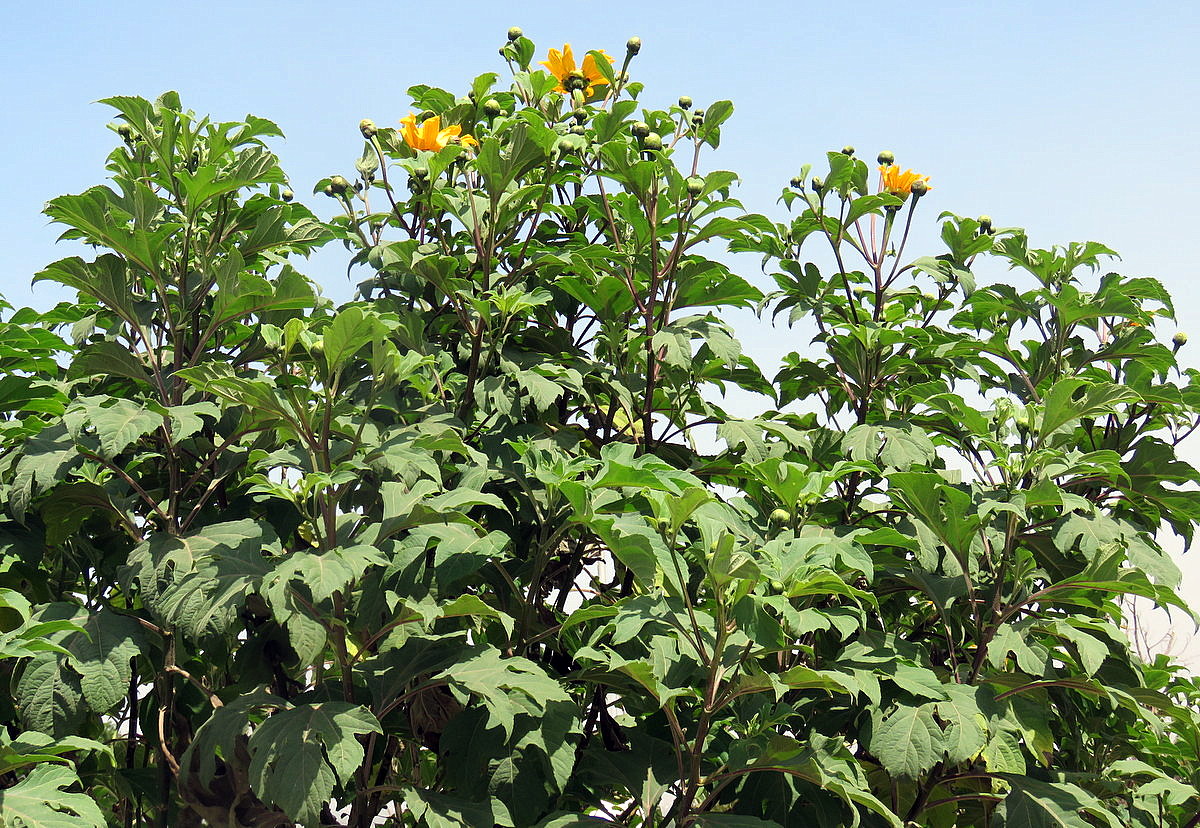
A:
[540,44,615,97]
[879,164,931,197]
[399,113,478,152]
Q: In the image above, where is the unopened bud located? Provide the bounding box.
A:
[483,98,502,117]
[789,175,805,189]
[631,121,650,138]
[281,188,294,202]
[910,180,929,197]
[691,109,705,125]
[678,95,692,110]
[841,145,855,156]
[1174,331,1188,349]
[418,110,435,123]
[322,184,335,197]
[769,508,791,524]
[116,123,134,141]
[877,150,895,166]
[359,119,377,139]
[642,132,662,151]
[686,176,704,197]
[626,36,642,55]
[328,175,350,195]
[570,124,586,135]
[978,215,993,232]
[573,107,588,123]
[507,26,523,41]
[811,176,824,191]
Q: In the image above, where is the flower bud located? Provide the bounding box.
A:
[359,119,377,139]
[642,132,663,151]
[322,184,335,197]
[1174,331,1188,349]
[573,107,588,123]
[789,175,805,189]
[555,137,576,155]
[678,95,693,110]
[483,98,502,117]
[418,110,435,123]
[281,188,294,202]
[656,516,671,533]
[811,176,824,191]
[877,150,895,166]
[631,121,650,138]
[769,508,791,524]
[686,176,704,197]
[507,26,523,41]
[691,109,705,125]
[977,215,993,233]
[570,124,586,135]
[910,179,929,198]
[328,175,351,195]
[626,36,642,55]
[841,145,855,156]
[116,123,134,141]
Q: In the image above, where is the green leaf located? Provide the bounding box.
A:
[997,776,1121,827]
[322,305,383,374]
[0,764,104,828]
[247,702,381,827]
[64,609,146,713]
[870,703,944,778]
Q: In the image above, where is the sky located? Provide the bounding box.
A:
[2,0,1200,656]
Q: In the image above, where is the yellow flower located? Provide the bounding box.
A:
[399,113,478,152]
[879,164,931,196]
[540,44,615,96]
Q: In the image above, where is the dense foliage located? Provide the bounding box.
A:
[1,31,1199,827]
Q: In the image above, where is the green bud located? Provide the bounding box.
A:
[769,508,791,524]
[770,579,785,592]
[573,107,588,123]
[977,215,993,232]
[1013,410,1032,430]
[789,175,805,189]
[322,183,335,197]
[691,109,705,125]
[1174,331,1188,348]
[328,175,351,195]
[555,137,576,154]
[418,110,435,123]
[642,132,663,151]
[626,36,642,55]
[811,176,824,191]
[507,26,523,41]
[116,123,134,140]
[412,167,429,179]
[841,145,855,156]
[570,124,586,135]
[678,95,693,110]
[483,98,502,117]
[631,121,650,138]
[281,188,294,202]
[656,516,671,533]
[877,150,895,166]
[910,179,929,197]
[359,119,377,139]
[686,176,704,197]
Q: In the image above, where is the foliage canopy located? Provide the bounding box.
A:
[1,30,1199,828]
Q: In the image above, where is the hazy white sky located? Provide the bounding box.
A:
[2,0,1198,657]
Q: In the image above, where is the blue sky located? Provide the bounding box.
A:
[3,1,1200,651]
